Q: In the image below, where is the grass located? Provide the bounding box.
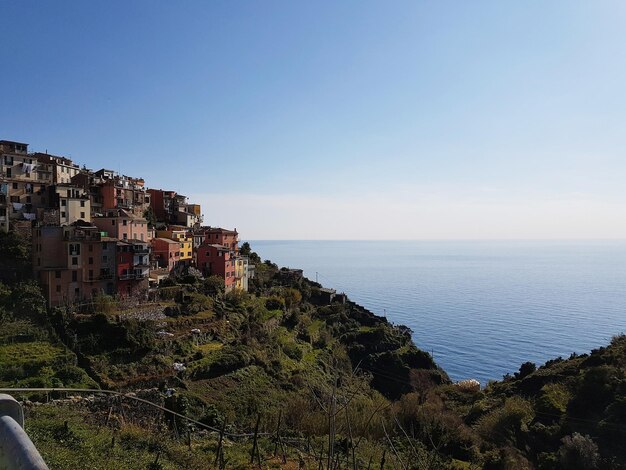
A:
[26,405,255,470]
[0,341,70,386]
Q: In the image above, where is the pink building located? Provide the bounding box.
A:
[92,208,148,242]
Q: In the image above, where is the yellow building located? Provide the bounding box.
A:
[156,226,193,265]
[234,256,249,291]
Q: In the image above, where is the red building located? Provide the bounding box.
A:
[116,240,149,297]
[197,243,236,291]
[116,241,134,296]
[202,227,239,253]
[148,189,176,223]
[151,237,180,272]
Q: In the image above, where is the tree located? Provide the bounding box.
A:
[9,282,47,320]
[282,288,302,310]
[240,242,252,256]
[143,207,157,227]
[514,361,536,379]
[558,433,600,470]
[0,231,32,283]
[201,275,225,297]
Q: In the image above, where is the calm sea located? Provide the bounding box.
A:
[248,240,626,385]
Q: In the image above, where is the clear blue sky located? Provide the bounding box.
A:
[2,1,625,239]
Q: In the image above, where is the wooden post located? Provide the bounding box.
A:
[327,377,337,470]
[250,413,261,465]
[273,410,282,457]
[105,406,114,427]
[318,445,324,470]
[214,418,226,467]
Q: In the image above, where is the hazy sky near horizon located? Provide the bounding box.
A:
[2,1,626,239]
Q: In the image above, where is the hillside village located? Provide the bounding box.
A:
[0,139,253,306]
[3,138,626,468]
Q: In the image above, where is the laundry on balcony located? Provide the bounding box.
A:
[0,183,7,194]
[22,163,37,173]
[23,213,37,221]
[12,202,24,210]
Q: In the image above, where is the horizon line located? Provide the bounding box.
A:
[243,238,626,242]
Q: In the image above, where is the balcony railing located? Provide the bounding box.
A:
[118,273,148,281]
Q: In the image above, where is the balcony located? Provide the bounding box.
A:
[118,273,148,281]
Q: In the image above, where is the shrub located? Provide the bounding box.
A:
[93,294,117,315]
[201,276,225,296]
[265,296,285,311]
[536,383,570,417]
[476,397,534,446]
[282,343,303,361]
[514,361,536,379]
[558,433,599,470]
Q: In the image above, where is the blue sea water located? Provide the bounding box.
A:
[248,240,626,385]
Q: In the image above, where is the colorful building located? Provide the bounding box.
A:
[156,226,193,266]
[0,141,53,232]
[203,227,239,253]
[116,240,150,297]
[33,223,116,306]
[151,237,181,272]
[197,243,237,291]
[92,209,149,242]
[49,184,91,225]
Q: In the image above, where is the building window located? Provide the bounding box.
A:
[61,212,66,218]
[72,271,77,282]
[26,196,31,203]
[122,220,127,226]
[112,220,115,226]
[80,200,85,207]
[55,270,61,279]
[88,257,93,264]
[56,285,61,293]
[72,257,78,265]
[61,200,66,206]
[12,182,17,189]
[88,244,93,252]
[102,255,108,262]
[80,212,85,218]
[123,233,127,240]
[89,270,93,280]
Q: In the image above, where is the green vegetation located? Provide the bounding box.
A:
[2,236,626,468]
